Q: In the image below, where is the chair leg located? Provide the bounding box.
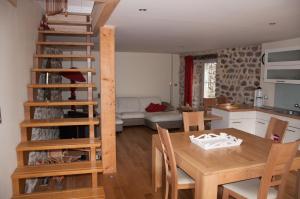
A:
[222,187,230,199]
[171,185,178,199]
[296,170,300,199]
[164,181,169,199]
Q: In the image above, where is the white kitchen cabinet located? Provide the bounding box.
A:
[255,119,269,138]
[264,47,300,84]
[211,108,256,134]
[284,126,300,149]
[212,108,300,142]
[229,119,256,134]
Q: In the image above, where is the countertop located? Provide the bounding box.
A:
[212,104,300,120]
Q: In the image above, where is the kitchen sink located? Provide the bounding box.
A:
[274,109,300,116]
[260,106,300,116]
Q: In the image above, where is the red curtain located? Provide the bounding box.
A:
[184,56,194,106]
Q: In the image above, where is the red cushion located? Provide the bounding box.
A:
[146,103,167,112]
[145,103,156,112]
[158,104,167,112]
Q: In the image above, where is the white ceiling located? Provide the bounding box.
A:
[107,0,300,53]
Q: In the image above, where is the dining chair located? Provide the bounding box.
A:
[217,95,228,104]
[222,140,300,199]
[182,111,205,132]
[156,124,195,199]
[203,98,217,112]
[265,117,288,143]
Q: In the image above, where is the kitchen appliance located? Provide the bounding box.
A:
[254,87,263,107]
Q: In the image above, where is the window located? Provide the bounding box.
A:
[203,62,217,98]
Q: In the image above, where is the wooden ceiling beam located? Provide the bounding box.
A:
[93,0,107,3]
[92,0,120,33]
[8,0,17,7]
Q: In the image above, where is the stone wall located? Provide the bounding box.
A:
[179,58,204,108]
[216,45,261,104]
[192,60,204,108]
[179,44,262,106]
[25,48,64,193]
[179,56,185,106]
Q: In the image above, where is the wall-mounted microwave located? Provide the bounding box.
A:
[264,46,300,84]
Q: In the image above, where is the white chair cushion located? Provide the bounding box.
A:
[139,97,161,112]
[223,178,278,199]
[116,117,123,125]
[145,111,182,122]
[177,167,194,185]
[117,97,140,113]
[119,112,145,119]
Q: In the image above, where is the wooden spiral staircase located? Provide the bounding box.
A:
[11,11,116,199]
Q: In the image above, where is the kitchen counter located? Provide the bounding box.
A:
[213,104,300,120]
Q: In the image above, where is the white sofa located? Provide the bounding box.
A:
[116,97,183,130]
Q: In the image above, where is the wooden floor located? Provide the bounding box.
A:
[102,126,192,199]
[101,126,297,199]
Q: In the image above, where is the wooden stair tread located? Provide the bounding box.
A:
[12,161,103,179]
[12,187,105,199]
[20,118,99,127]
[28,83,96,88]
[17,138,101,151]
[24,100,97,107]
[48,20,92,26]
[34,54,95,60]
[38,30,93,35]
[59,12,91,16]
[37,41,94,46]
[32,68,96,73]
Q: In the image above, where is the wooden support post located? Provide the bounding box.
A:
[24,106,31,120]
[17,152,25,167]
[100,26,116,173]
[12,178,21,196]
[89,124,95,138]
[92,172,98,188]
[20,127,30,142]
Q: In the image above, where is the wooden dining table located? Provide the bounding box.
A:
[152,128,300,199]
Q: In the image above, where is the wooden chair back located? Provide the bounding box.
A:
[217,95,228,104]
[258,141,299,199]
[265,117,288,143]
[203,98,217,111]
[156,124,178,198]
[183,111,204,132]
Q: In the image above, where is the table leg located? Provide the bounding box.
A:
[152,141,162,192]
[297,169,300,199]
[195,173,218,199]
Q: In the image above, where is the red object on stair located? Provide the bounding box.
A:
[61,67,86,82]
[61,67,86,110]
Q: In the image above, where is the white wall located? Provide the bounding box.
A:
[63,51,180,106]
[0,1,42,198]
[260,37,300,106]
[116,52,180,104]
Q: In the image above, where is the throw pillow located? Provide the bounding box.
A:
[145,103,167,112]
